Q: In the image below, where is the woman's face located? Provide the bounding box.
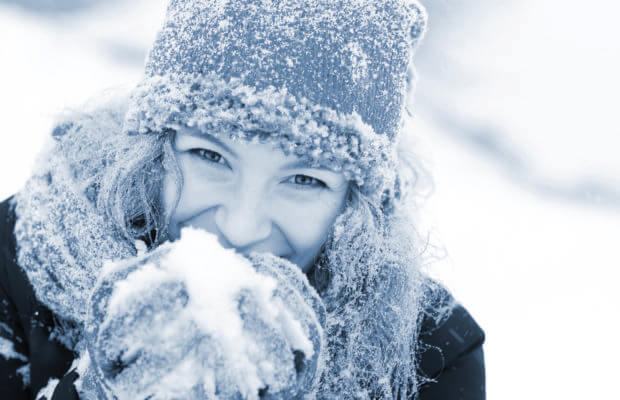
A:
[163,126,350,272]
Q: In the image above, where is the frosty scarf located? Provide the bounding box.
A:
[13,104,137,335]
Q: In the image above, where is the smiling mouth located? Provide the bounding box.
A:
[245,251,292,260]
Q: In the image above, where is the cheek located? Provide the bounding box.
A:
[162,171,178,217]
[161,169,184,238]
[163,158,219,230]
[275,193,346,266]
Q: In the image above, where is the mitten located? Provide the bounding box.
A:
[83,227,325,400]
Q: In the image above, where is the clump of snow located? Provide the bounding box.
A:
[36,378,59,400]
[85,227,325,399]
[17,364,30,387]
[0,321,14,336]
[0,336,27,362]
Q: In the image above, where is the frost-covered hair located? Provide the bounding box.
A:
[96,130,172,246]
[308,167,437,397]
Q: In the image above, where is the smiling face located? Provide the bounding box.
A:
[162,126,350,273]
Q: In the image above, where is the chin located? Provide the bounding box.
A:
[167,223,181,240]
[292,259,313,273]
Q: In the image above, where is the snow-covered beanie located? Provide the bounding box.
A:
[124,0,427,204]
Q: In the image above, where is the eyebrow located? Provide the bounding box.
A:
[281,158,339,173]
[185,129,238,159]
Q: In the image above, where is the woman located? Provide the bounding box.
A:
[0,0,485,398]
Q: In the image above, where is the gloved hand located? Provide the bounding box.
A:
[82,227,325,400]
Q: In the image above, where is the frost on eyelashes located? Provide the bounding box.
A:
[82,227,325,400]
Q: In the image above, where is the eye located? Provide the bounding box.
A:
[190,148,225,165]
[289,174,327,189]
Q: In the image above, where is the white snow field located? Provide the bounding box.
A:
[1,0,619,399]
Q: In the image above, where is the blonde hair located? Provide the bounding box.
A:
[307,138,449,397]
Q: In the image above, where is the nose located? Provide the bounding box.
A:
[213,191,272,252]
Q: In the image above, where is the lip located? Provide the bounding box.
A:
[177,218,294,260]
[246,251,293,260]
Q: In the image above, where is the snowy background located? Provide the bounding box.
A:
[1,0,619,398]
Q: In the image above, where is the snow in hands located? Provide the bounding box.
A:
[83,227,325,399]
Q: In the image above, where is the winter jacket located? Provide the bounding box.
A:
[0,197,485,399]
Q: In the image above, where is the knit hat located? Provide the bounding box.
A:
[124,0,427,202]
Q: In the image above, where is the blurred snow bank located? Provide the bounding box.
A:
[0,0,167,199]
[415,1,620,399]
[417,0,620,208]
[0,0,102,13]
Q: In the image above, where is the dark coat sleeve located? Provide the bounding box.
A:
[0,280,30,400]
[0,198,31,400]
[0,198,77,400]
[416,304,486,400]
